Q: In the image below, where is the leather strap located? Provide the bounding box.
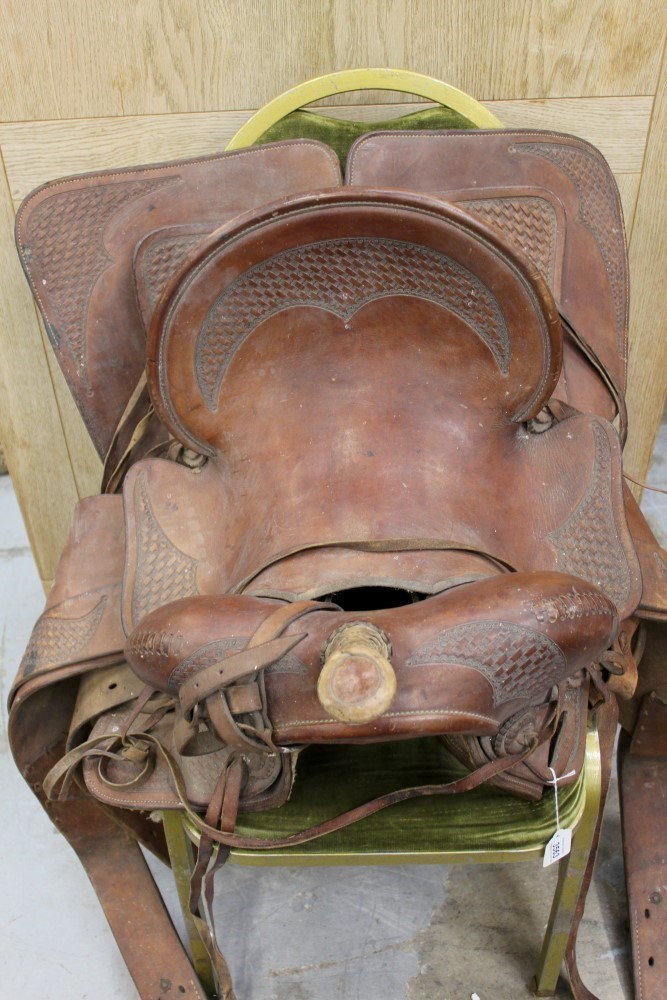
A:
[246,598,336,646]
[108,716,555,852]
[560,312,628,447]
[233,539,516,594]
[179,601,339,743]
[102,372,172,493]
[178,634,305,715]
[26,744,206,1000]
[206,689,271,753]
[188,757,245,1000]
[619,694,667,1000]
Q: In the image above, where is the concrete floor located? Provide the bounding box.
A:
[1,413,665,1000]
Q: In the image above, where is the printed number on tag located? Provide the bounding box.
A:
[543,828,572,867]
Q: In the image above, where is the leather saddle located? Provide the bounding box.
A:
[10,126,667,1000]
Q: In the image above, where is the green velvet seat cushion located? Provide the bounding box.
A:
[253,107,478,171]
[231,738,586,862]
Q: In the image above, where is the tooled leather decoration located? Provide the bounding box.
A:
[9,130,667,1000]
[549,419,632,607]
[131,470,199,622]
[196,236,511,407]
[17,177,177,385]
[20,596,108,677]
[511,141,627,353]
[405,621,567,704]
[457,196,559,286]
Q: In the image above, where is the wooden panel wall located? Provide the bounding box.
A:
[0,1,665,589]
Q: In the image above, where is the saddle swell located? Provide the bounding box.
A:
[9,129,666,1000]
[125,572,617,747]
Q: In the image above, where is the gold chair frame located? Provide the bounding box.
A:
[225,67,502,150]
[163,725,602,998]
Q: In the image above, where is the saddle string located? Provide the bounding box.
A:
[42,689,175,801]
[101,372,206,494]
[102,373,155,494]
[40,657,564,1000]
[559,311,628,447]
[622,472,667,495]
[188,756,243,1000]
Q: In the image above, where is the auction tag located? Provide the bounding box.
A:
[543,828,572,867]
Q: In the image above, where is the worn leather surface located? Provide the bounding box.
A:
[619,706,667,1000]
[147,188,563,447]
[125,572,617,744]
[11,495,126,698]
[346,130,628,423]
[133,191,640,622]
[10,128,667,1000]
[624,488,667,622]
[120,410,641,625]
[15,141,342,453]
[82,706,296,813]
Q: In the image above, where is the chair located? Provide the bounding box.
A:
[226,66,502,156]
[163,720,604,998]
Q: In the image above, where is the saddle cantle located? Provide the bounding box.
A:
[10,117,667,1000]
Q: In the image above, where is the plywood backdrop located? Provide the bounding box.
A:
[0,0,665,589]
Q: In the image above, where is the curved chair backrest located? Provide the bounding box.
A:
[226,67,502,167]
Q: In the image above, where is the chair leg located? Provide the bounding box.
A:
[162,810,218,999]
[531,727,602,997]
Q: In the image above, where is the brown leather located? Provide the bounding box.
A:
[117,191,639,631]
[10,124,667,1000]
[15,141,342,453]
[346,130,628,424]
[10,495,126,699]
[8,648,205,1000]
[125,572,617,746]
[624,487,667,621]
[619,701,667,1000]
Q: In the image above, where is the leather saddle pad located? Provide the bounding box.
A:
[14,140,342,453]
[10,495,126,698]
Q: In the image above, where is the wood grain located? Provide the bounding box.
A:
[615,174,642,237]
[0,0,664,121]
[35,314,103,500]
[625,41,667,486]
[489,97,651,174]
[0,152,81,587]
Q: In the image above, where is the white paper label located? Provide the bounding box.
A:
[543,828,572,867]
